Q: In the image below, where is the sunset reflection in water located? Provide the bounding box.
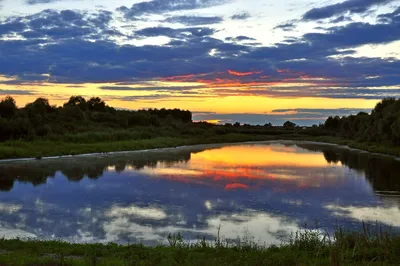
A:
[1,143,399,245]
[139,144,347,191]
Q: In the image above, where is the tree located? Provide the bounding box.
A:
[283,121,296,129]
[0,96,17,119]
[64,96,87,110]
[391,117,400,145]
[324,116,341,131]
[87,97,106,112]
[25,97,54,115]
[263,122,273,129]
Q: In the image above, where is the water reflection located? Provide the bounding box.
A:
[0,142,400,244]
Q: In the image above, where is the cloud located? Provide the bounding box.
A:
[230,12,251,20]
[303,0,395,21]
[26,0,80,4]
[378,6,400,23]
[163,16,223,26]
[118,0,230,19]
[0,89,35,95]
[99,85,203,92]
[225,36,256,42]
[0,6,399,100]
[26,0,60,4]
[303,21,400,48]
[274,22,296,31]
[329,15,353,24]
[134,26,217,39]
[0,9,116,41]
[228,70,262,76]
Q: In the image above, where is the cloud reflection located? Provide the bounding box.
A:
[326,204,400,227]
[0,143,400,244]
[106,204,167,220]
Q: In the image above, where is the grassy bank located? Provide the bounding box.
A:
[1,133,400,160]
[1,226,400,266]
[0,134,271,160]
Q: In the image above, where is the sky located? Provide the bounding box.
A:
[0,0,399,125]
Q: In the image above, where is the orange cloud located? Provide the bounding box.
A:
[161,74,196,81]
[228,70,263,76]
[277,68,290,73]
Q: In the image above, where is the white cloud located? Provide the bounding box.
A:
[106,204,167,220]
[0,203,22,214]
[326,204,400,226]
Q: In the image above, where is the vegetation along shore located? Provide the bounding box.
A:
[1,225,400,266]
[1,96,400,159]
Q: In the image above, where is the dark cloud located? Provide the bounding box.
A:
[303,21,400,48]
[163,16,223,26]
[25,0,76,4]
[329,15,353,24]
[220,87,400,100]
[225,36,256,42]
[302,0,395,21]
[0,9,116,41]
[274,22,296,31]
[230,12,251,20]
[118,0,230,19]
[99,85,203,92]
[26,0,58,4]
[378,6,400,23]
[134,26,217,39]
[0,7,399,101]
[0,89,35,95]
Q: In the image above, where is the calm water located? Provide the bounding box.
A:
[1,142,400,245]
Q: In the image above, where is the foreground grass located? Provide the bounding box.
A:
[1,132,400,160]
[1,226,400,266]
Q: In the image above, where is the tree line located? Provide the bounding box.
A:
[0,96,192,141]
[323,97,400,145]
[1,95,400,146]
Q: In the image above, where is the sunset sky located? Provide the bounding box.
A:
[0,0,399,125]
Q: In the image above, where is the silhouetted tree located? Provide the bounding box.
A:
[283,121,296,129]
[64,96,87,111]
[87,97,106,112]
[0,96,17,119]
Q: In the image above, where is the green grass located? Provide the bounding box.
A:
[1,133,400,160]
[0,134,273,160]
[0,225,399,265]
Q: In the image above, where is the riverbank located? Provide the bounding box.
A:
[1,133,400,160]
[1,227,399,266]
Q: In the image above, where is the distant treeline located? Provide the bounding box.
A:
[323,98,400,145]
[0,96,192,141]
[1,96,400,146]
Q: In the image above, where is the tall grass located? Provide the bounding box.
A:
[0,224,399,265]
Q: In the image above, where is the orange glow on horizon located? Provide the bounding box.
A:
[0,74,379,114]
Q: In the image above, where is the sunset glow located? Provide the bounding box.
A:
[139,144,346,190]
[0,0,398,125]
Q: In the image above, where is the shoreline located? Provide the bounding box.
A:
[1,227,399,266]
[1,138,399,164]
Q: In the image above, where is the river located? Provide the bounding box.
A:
[0,141,399,245]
